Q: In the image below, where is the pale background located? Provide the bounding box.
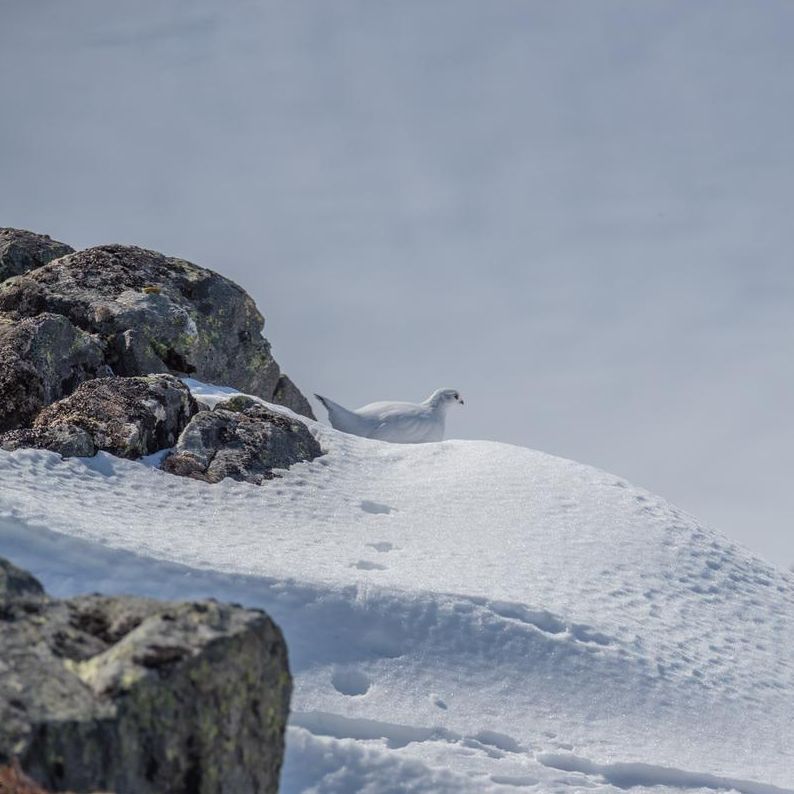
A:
[1,0,792,565]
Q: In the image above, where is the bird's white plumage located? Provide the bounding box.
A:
[315,388,463,443]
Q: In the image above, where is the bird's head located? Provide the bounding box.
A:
[428,388,464,409]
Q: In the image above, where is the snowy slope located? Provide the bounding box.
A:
[0,382,792,793]
[5,0,794,567]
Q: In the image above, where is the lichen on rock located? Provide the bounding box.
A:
[0,242,313,418]
[0,557,291,794]
[0,424,96,457]
[0,313,108,433]
[0,228,73,283]
[18,374,198,459]
[163,401,322,485]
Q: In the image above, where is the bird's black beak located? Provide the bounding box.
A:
[458,398,465,405]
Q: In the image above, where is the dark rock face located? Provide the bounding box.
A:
[23,374,198,459]
[0,557,291,794]
[0,313,109,432]
[163,399,322,484]
[0,243,313,418]
[0,229,73,283]
[273,373,315,420]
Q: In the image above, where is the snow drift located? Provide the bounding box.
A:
[0,381,792,793]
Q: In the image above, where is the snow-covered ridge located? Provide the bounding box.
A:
[1,381,792,792]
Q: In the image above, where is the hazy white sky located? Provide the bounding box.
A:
[1,0,792,565]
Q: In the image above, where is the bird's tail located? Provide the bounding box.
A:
[314,394,332,412]
[314,394,362,434]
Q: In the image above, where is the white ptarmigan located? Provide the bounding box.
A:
[314,388,464,443]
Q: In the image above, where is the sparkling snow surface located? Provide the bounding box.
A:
[1,381,792,793]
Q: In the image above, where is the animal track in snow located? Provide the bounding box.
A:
[471,730,524,754]
[331,668,372,696]
[351,560,387,571]
[430,693,448,710]
[360,500,394,515]
[569,625,612,646]
[367,541,394,553]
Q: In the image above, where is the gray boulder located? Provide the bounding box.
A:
[0,313,108,432]
[0,424,96,458]
[0,243,314,418]
[25,374,198,459]
[0,228,73,283]
[0,557,291,794]
[163,399,322,484]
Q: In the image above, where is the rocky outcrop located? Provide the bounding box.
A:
[0,424,96,458]
[163,397,322,484]
[272,374,315,420]
[1,374,199,459]
[0,229,73,283]
[0,242,313,418]
[0,313,109,433]
[0,556,291,794]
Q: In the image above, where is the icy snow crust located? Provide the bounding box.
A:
[1,382,792,793]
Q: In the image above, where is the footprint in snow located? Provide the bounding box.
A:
[569,624,612,646]
[331,669,371,696]
[367,542,394,553]
[351,560,387,571]
[360,500,394,515]
[429,693,448,710]
[471,730,524,754]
